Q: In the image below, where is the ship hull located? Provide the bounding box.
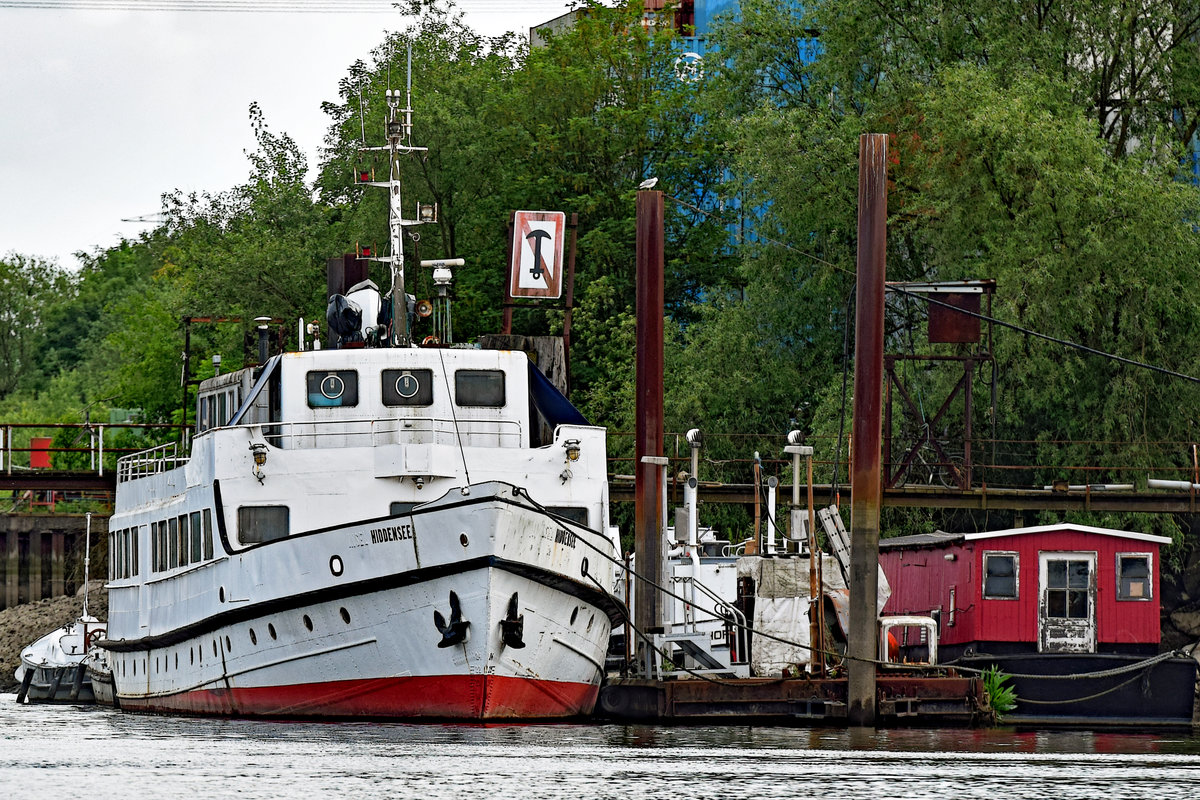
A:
[103,490,618,720]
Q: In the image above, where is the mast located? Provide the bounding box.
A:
[357,42,436,348]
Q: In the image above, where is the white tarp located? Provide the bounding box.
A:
[751,596,812,675]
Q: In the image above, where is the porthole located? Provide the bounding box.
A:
[570,607,579,625]
[330,555,344,577]
[340,607,351,624]
[219,586,226,602]
[225,636,232,652]
[303,614,313,631]
[212,641,217,657]
[155,657,160,673]
[190,648,194,665]
[175,652,179,669]
[250,628,258,646]
[459,533,469,547]
[268,623,277,640]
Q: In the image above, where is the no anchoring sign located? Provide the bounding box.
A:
[510,210,566,299]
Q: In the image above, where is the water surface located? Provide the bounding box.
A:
[3,694,1199,799]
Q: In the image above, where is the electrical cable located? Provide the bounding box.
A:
[524,489,1192,688]
[668,193,1200,387]
[889,286,1200,386]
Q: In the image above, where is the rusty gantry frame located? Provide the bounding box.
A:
[883,280,996,491]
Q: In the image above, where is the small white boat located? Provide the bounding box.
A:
[15,615,107,704]
[15,512,107,705]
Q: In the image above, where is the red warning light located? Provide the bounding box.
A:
[360,245,372,257]
[358,169,371,182]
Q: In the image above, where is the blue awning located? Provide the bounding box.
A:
[527,362,589,427]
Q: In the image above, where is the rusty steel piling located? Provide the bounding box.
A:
[848,133,889,727]
[634,189,665,674]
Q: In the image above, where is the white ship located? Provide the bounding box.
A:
[99,69,622,720]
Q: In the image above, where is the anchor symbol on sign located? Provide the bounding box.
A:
[525,229,552,281]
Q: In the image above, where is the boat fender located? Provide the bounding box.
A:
[47,667,65,700]
[433,590,470,648]
[15,667,33,704]
[500,592,525,649]
[68,662,87,701]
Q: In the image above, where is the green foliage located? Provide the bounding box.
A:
[981,663,1018,723]
[7,0,1200,566]
[0,253,74,397]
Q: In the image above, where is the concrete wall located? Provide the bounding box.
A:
[1,514,108,610]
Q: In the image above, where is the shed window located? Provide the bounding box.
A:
[983,552,1018,599]
[1117,553,1152,600]
[383,369,433,406]
[306,370,359,408]
[238,506,290,544]
[455,370,505,407]
[1046,559,1090,618]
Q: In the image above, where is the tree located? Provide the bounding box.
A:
[0,254,73,397]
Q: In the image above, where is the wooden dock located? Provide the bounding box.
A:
[597,673,986,725]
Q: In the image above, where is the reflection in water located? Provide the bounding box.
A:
[3,694,1200,799]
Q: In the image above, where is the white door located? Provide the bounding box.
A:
[1038,551,1096,653]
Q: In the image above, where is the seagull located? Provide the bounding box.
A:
[638,177,659,190]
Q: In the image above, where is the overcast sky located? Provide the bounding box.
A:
[0,0,585,270]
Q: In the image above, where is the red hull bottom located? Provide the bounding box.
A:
[117,674,600,720]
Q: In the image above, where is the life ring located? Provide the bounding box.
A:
[422,335,440,346]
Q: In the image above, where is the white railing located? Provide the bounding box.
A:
[116,442,187,484]
[238,416,524,450]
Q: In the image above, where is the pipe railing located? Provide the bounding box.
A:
[2,423,180,476]
[605,431,1200,493]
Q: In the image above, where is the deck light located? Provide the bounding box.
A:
[564,439,581,462]
[249,442,268,483]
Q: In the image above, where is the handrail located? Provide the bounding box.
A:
[115,415,528,483]
[232,415,524,449]
[116,442,184,484]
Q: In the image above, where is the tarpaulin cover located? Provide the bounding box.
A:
[527,362,589,427]
[752,596,812,675]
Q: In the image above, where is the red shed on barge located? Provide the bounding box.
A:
[878,523,1197,726]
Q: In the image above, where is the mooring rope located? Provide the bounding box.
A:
[523,487,1193,685]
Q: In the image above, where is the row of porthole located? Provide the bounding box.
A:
[568,606,597,633]
[116,607,355,679]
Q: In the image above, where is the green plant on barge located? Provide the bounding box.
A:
[982,664,1018,723]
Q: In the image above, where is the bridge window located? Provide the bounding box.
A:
[1117,553,1152,600]
[547,506,589,527]
[177,515,190,568]
[306,370,359,408]
[382,369,433,406]
[190,511,202,562]
[983,552,1018,599]
[238,506,290,544]
[168,517,179,569]
[202,509,214,559]
[455,370,505,407]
